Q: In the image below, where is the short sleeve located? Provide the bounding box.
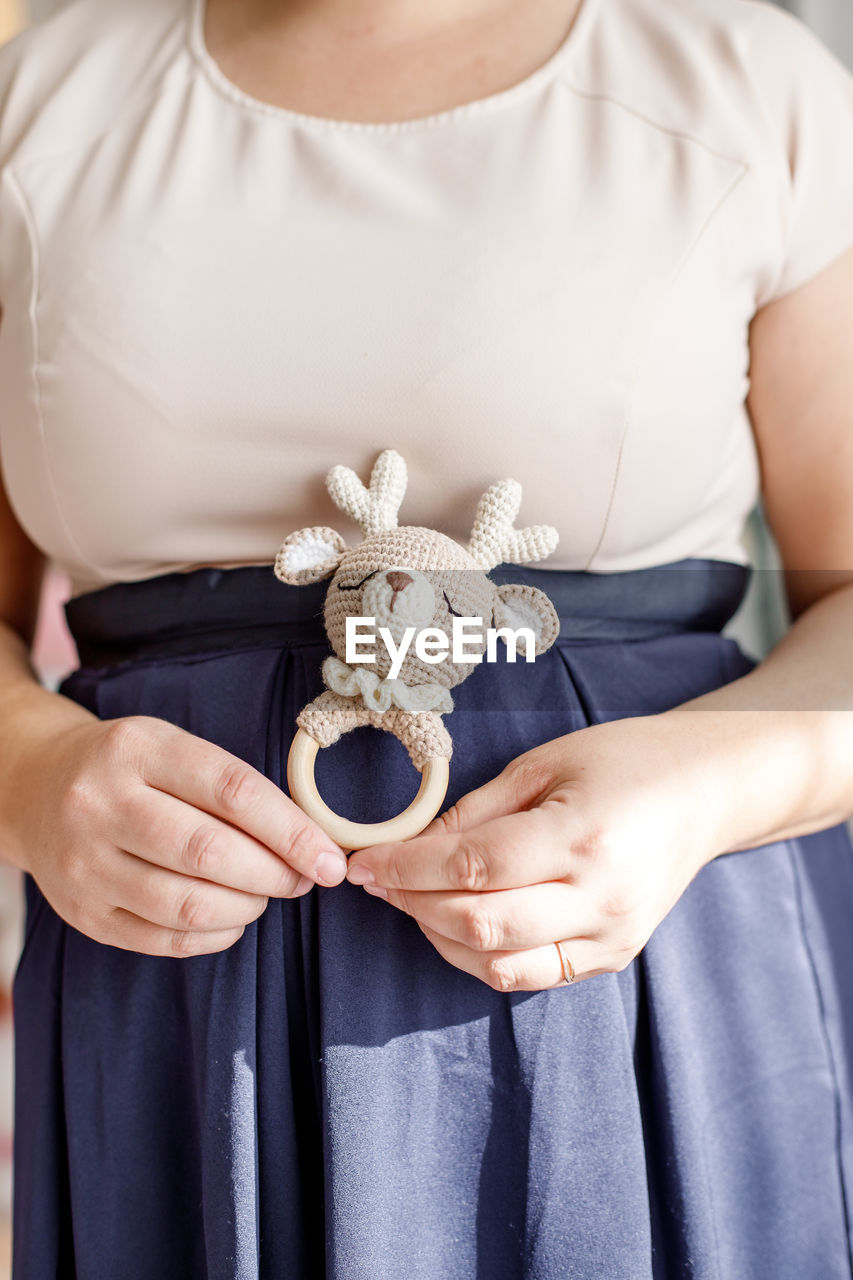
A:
[746,2,853,305]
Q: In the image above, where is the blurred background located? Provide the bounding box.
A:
[0,0,851,1274]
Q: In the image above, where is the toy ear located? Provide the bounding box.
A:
[274,527,347,585]
[493,584,560,655]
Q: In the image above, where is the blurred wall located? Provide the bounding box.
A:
[784,0,853,64]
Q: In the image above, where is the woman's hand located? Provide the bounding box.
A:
[345,713,737,991]
[5,712,348,958]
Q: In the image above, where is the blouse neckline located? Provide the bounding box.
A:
[186,0,598,134]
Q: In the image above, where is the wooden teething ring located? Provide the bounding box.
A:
[286,728,450,851]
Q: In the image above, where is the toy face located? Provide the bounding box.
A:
[324,529,497,688]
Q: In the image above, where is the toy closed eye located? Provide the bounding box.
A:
[443,591,463,618]
[339,570,380,591]
[443,591,496,628]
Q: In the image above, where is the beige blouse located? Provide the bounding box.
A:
[1,0,853,597]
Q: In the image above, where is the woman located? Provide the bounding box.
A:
[0,0,852,1274]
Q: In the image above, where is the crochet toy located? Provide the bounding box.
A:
[276,450,560,849]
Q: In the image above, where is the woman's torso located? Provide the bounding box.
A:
[0,0,848,596]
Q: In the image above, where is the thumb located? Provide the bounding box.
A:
[424,752,553,837]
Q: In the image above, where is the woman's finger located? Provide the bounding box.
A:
[93,905,248,958]
[105,716,348,885]
[363,880,601,952]
[421,753,553,837]
[415,921,618,992]
[108,782,315,899]
[347,797,585,893]
[93,845,271,933]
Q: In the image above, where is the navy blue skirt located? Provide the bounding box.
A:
[12,560,853,1279]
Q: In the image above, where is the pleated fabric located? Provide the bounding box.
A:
[12,561,853,1280]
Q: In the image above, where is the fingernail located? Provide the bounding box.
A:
[346,863,375,886]
[363,884,388,900]
[314,851,348,886]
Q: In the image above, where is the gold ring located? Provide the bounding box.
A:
[554,940,575,985]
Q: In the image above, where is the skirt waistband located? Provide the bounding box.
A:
[63,559,752,669]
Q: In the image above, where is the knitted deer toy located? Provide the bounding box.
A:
[276,450,560,848]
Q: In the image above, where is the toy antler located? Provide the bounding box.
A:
[326,449,407,537]
[467,479,558,570]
